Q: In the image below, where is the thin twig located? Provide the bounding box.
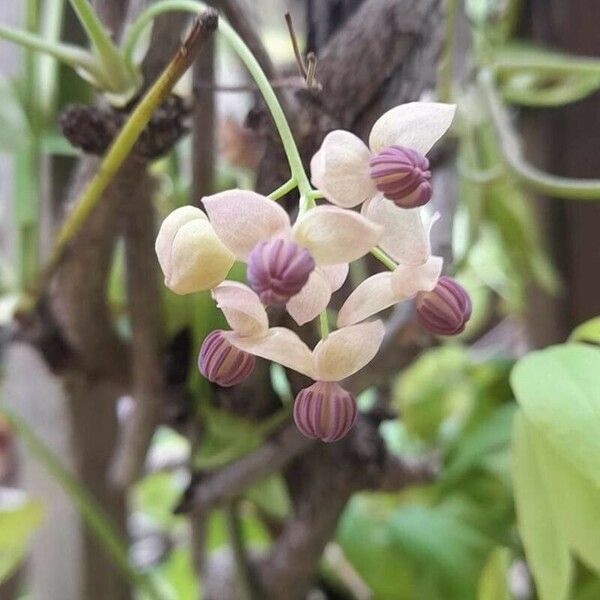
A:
[285,11,307,78]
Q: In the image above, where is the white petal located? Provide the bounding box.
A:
[337,272,398,328]
[310,130,376,208]
[391,255,443,298]
[160,218,235,295]
[321,263,349,292]
[293,205,382,265]
[226,328,315,378]
[203,190,291,260]
[313,320,385,381]
[362,195,438,265]
[155,206,207,277]
[286,268,332,326]
[212,281,269,337]
[369,102,456,155]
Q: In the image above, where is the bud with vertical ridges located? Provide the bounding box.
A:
[416,276,472,336]
[247,238,316,306]
[198,330,255,387]
[293,381,357,442]
[369,145,432,208]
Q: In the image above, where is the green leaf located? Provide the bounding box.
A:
[477,547,511,600]
[245,475,291,521]
[570,317,600,345]
[0,488,43,583]
[511,343,600,487]
[529,419,600,574]
[511,412,572,600]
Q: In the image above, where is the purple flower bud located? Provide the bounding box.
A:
[198,330,255,387]
[369,145,432,208]
[247,238,316,306]
[293,381,357,443]
[416,276,472,336]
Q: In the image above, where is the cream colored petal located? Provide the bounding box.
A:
[155,205,208,277]
[336,272,398,328]
[212,281,269,337]
[369,102,456,155]
[286,268,332,326]
[161,219,235,295]
[321,263,349,292]
[293,205,382,265]
[310,130,377,208]
[226,328,315,378]
[203,189,291,260]
[362,195,439,265]
[391,255,443,298]
[313,320,385,381]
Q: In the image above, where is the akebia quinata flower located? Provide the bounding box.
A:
[203,190,381,323]
[338,202,443,327]
[311,102,455,209]
[416,276,472,336]
[155,206,235,295]
[293,381,357,443]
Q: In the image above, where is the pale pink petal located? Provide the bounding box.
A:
[362,195,439,265]
[203,190,291,260]
[336,272,398,328]
[310,130,376,208]
[226,328,315,378]
[321,263,349,292]
[286,268,332,326]
[313,320,385,381]
[369,102,456,155]
[212,281,268,337]
[293,206,382,265]
[390,255,443,298]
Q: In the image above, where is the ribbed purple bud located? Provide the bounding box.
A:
[198,330,255,387]
[293,381,357,443]
[369,145,432,208]
[247,238,316,306]
[416,276,472,336]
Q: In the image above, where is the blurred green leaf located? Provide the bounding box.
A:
[245,475,291,521]
[444,404,515,484]
[0,488,43,583]
[133,472,183,529]
[511,343,600,487]
[477,547,511,600]
[153,548,199,600]
[569,317,600,345]
[512,412,572,600]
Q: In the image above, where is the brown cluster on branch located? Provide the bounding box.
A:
[59,95,190,159]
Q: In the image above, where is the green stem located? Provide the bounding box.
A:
[438,0,459,103]
[268,177,297,200]
[124,0,313,200]
[319,311,330,338]
[479,68,600,200]
[493,53,600,76]
[0,24,99,77]
[371,247,397,271]
[67,0,135,93]
[0,408,163,600]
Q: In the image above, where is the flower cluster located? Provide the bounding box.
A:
[155,102,471,443]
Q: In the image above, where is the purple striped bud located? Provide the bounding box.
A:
[198,330,255,387]
[247,238,316,306]
[293,381,357,443]
[369,145,432,208]
[416,276,472,336]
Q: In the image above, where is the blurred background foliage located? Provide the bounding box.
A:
[0,0,600,599]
